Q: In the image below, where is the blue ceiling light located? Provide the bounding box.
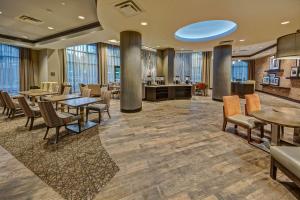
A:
[175,20,238,42]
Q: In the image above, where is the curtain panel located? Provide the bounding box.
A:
[0,44,20,93]
[201,51,212,87]
[19,48,39,91]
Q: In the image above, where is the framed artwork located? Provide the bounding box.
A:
[290,67,299,77]
[262,76,270,84]
[270,77,280,86]
[269,56,281,70]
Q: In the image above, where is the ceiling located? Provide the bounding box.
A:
[0,0,299,58]
[97,0,300,56]
[0,0,98,41]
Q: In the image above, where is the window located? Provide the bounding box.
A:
[232,60,248,81]
[114,66,120,82]
[0,44,20,93]
[66,44,98,92]
[175,52,202,83]
[106,44,120,83]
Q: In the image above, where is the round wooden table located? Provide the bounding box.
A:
[251,107,300,146]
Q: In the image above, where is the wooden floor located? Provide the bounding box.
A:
[1,92,300,200]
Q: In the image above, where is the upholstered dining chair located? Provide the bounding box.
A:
[1,91,23,118]
[0,91,8,115]
[62,86,71,95]
[86,91,112,123]
[17,96,41,130]
[81,88,91,97]
[38,101,81,143]
[223,95,264,142]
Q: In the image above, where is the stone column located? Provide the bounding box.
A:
[120,31,142,113]
[212,45,232,101]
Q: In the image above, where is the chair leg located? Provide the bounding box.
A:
[260,125,264,138]
[6,108,10,115]
[107,109,111,119]
[270,157,277,180]
[8,109,12,118]
[98,111,101,124]
[44,127,50,139]
[247,129,252,142]
[222,118,227,131]
[25,117,30,127]
[2,107,6,114]
[78,120,81,132]
[67,107,70,113]
[11,109,16,118]
[29,117,34,131]
[55,127,60,143]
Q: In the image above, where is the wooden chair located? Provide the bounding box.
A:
[17,96,41,130]
[0,91,8,115]
[1,91,23,118]
[245,93,283,137]
[38,101,81,143]
[223,95,264,142]
[86,91,112,123]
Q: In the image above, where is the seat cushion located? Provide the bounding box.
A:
[56,112,81,124]
[87,104,107,111]
[227,114,262,129]
[271,146,300,178]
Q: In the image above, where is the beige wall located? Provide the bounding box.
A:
[38,49,63,85]
[255,55,300,101]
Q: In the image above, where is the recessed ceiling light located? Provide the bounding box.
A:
[48,26,54,30]
[141,22,148,26]
[239,39,245,42]
[78,16,85,20]
[108,39,119,43]
[61,2,66,6]
[22,35,28,39]
[0,11,2,15]
[156,45,160,48]
[281,21,290,25]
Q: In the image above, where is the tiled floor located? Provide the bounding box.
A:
[0,92,300,200]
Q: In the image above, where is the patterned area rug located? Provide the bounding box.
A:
[0,119,119,200]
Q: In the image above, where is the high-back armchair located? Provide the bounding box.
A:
[0,91,8,115]
[1,91,22,118]
[38,101,81,143]
[17,96,41,130]
[245,94,261,115]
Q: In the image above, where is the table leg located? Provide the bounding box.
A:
[60,105,65,112]
[293,128,300,143]
[31,96,36,103]
[80,107,84,124]
[271,124,281,146]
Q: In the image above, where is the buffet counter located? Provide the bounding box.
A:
[144,84,192,101]
[231,81,255,98]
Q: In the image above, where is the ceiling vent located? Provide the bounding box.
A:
[219,40,234,45]
[115,0,142,17]
[16,15,44,25]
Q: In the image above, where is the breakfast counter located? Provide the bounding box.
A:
[144,84,192,101]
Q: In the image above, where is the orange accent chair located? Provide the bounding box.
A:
[223,95,264,142]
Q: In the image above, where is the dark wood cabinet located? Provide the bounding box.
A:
[145,85,192,101]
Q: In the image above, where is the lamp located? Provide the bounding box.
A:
[276,30,300,59]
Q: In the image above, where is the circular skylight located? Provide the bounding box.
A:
[175,20,238,42]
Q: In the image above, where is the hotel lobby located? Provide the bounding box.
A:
[0,0,300,199]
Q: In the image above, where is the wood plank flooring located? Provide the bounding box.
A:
[1,92,300,200]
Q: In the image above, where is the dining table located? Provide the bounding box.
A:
[19,89,58,102]
[251,107,300,146]
[43,94,81,110]
[58,97,102,133]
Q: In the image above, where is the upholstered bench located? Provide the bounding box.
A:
[270,146,300,187]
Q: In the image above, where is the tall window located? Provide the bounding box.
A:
[175,52,202,83]
[0,44,20,93]
[66,44,98,92]
[106,44,120,83]
[232,60,248,81]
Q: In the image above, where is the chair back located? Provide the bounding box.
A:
[101,87,108,97]
[17,96,34,117]
[223,95,241,117]
[245,93,261,115]
[38,101,62,128]
[82,88,91,97]
[1,92,16,109]
[0,91,5,107]
[103,91,112,108]
[62,86,71,95]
